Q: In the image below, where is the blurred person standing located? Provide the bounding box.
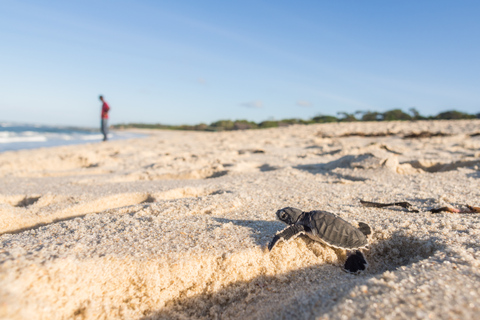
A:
[99,95,110,141]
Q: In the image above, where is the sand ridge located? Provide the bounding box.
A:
[0,120,479,319]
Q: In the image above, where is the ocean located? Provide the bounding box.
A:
[0,122,144,152]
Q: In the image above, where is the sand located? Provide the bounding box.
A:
[0,120,479,319]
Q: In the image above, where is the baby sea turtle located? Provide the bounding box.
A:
[268,207,372,273]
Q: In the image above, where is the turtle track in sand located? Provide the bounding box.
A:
[0,187,230,234]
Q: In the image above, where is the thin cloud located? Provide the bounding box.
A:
[241,101,263,108]
[197,77,207,85]
[296,100,313,107]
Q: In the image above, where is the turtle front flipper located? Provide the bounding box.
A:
[344,250,367,273]
[268,224,307,251]
[357,222,371,236]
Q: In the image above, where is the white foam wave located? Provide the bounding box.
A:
[0,130,104,143]
[0,136,48,143]
[80,134,105,140]
[0,124,144,152]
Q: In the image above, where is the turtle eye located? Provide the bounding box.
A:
[281,212,288,220]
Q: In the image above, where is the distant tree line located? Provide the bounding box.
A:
[113,108,479,131]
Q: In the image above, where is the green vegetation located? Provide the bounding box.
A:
[113,109,479,131]
[435,110,476,120]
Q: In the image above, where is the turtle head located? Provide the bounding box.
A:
[276,207,303,225]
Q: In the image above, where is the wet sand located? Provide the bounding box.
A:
[1,120,479,319]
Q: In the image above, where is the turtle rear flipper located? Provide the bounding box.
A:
[344,251,367,273]
[358,222,371,236]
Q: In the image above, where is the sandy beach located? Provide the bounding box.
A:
[1,120,479,319]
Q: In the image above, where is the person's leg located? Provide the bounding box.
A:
[101,119,108,141]
[104,119,109,141]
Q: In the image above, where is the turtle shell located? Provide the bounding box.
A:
[300,210,368,249]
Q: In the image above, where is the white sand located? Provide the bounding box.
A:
[0,120,479,319]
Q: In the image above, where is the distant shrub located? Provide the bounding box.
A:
[312,115,338,123]
[112,108,478,132]
[337,112,357,122]
[278,118,310,126]
[435,110,476,120]
[258,121,279,128]
[194,123,209,130]
[233,120,257,130]
[210,120,235,131]
[358,111,382,121]
[408,107,426,120]
[178,125,195,130]
[382,109,412,121]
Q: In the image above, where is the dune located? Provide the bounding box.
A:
[0,120,479,319]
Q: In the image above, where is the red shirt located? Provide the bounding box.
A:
[101,101,110,119]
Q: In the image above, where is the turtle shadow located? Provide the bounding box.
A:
[141,264,371,320]
[140,234,442,320]
[212,217,285,246]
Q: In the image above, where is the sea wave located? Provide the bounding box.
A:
[0,135,48,143]
[0,123,144,152]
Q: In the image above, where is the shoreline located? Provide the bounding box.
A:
[0,128,147,153]
[3,118,479,153]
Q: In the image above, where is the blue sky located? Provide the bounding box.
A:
[1,0,479,127]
